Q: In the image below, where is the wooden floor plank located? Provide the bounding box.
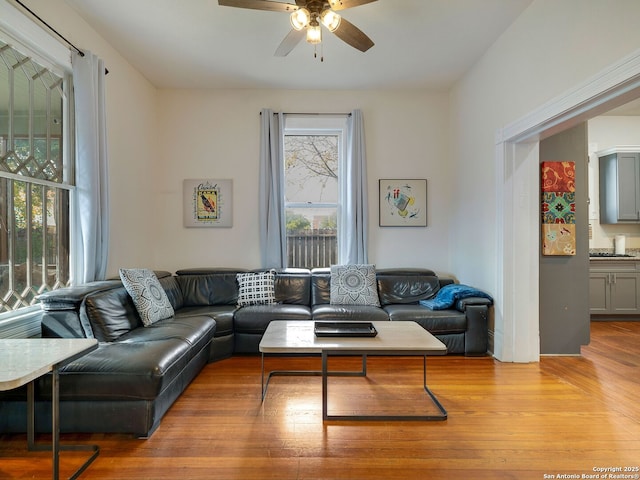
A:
[1,321,639,479]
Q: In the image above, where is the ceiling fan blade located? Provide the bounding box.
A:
[327,0,377,11]
[274,29,305,56]
[332,17,374,52]
[218,0,298,13]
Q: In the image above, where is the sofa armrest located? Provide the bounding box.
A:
[463,304,489,356]
[456,297,492,311]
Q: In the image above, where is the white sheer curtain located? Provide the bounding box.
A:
[338,109,369,264]
[258,109,286,268]
[71,51,109,283]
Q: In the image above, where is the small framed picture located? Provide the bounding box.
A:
[379,179,427,227]
[183,179,233,227]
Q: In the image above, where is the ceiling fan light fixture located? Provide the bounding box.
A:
[306,24,322,44]
[290,8,311,31]
[320,9,341,32]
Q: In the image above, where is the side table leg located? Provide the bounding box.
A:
[322,352,328,421]
[27,367,99,479]
[261,353,266,401]
[27,381,35,451]
[53,367,60,480]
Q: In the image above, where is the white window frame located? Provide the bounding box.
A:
[0,3,74,323]
[283,115,347,267]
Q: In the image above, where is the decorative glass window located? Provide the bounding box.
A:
[0,38,71,312]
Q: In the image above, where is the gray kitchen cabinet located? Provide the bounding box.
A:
[599,150,640,223]
[589,260,640,315]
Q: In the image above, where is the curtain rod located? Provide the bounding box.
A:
[260,112,351,116]
[13,0,109,74]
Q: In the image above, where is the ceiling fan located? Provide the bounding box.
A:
[218,0,376,57]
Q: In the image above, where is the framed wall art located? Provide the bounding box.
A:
[183,179,233,228]
[540,161,576,255]
[379,179,427,227]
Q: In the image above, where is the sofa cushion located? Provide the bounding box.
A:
[376,269,440,306]
[51,339,191,400]
[45,316,216,401]
[234,304,312,334]
[236,270,276,307]
[330,264,380,306]
[117,315,216,357]
[176,270,244,306]
[311,268,331,306]
[158,274,185,311]
[82,286,142,342]
[274,268,311,305]
[312,304,389,322]
[176,305,236,336]
[119,268,174,326]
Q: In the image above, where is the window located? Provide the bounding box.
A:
[0,38,71,313]
[284,117,346,268]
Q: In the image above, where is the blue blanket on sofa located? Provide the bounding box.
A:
[419,284,493,310]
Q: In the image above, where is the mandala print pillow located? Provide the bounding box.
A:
[330,264,380,306]
[236,270,277,307]
[119,268,175,326]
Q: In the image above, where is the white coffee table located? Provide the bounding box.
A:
[0,338,99,480]
[259,320,448,421]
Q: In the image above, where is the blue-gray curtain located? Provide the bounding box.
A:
[338,109,369,264]
[259,109,286,268]
[71,51,109,283]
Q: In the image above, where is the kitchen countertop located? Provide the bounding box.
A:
[589,255,639,261]
[589,249,640,261]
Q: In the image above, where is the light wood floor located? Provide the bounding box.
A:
[1,321,639,479]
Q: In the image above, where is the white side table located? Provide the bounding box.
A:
[0,338,99,479]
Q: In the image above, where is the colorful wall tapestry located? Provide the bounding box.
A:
[541,161,576,255]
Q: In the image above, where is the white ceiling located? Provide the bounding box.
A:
[64,0,534,90]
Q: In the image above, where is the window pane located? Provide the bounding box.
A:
[284,135,338,204]
[284,131,340,269]
[0,39,64,183]
[286,206,337,232]
[0,178,69,311]
[286,207,337,268]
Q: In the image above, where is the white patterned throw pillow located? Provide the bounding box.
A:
[236,270,277,307]
[330,264,381,306]
[119,268,175,326]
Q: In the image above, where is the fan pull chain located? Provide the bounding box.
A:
[313,43,324,62]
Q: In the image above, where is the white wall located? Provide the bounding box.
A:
[450,0,640,359]
[18,0,159,277]
[155,89,453,275]
[450,0,640,294]
[11,2,453,279]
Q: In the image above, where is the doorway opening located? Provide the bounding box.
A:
[494,49,640,362]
